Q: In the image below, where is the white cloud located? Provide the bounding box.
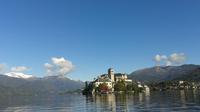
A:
[154,53,186,66]
[168,53,186,64]
[154,54,168,66]
[11,66,29,72]
[44,63,54,74]
[44,57,74,76]
[44,63,53,68]
[154,54,167,62]
[0,64,34,78]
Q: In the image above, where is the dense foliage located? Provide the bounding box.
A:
[114,81,143,93]
[97,83,109,92]
[114,81,126,91]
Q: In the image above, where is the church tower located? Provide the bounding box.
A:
[108,68,115,82]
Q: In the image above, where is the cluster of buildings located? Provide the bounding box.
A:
[178,81,200,89]
[84,68,149,94]
[153,80,200,91]
[93,68,132,91]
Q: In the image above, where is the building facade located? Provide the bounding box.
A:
[93,68,132,91]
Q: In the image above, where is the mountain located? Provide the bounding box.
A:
[128,64,200,83]
[0,75,84,96]
[174,67,200,81]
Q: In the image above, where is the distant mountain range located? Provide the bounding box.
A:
[0,74,84,96]
[2,64,200,96]
[128,64,200,83]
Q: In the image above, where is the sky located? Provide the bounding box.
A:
[0,0,200,81]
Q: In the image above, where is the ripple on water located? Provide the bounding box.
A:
[1,91,200,112]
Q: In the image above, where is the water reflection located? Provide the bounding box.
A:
[86,93,153,112]
[193,89,197,100]
[180,90,186,107]
[0,90,200,112]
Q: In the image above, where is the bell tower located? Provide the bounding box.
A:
[108,68,115,82]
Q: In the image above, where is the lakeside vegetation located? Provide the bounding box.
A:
[149,80,200,91]
[83,79,200,95]
[82,81,145,95]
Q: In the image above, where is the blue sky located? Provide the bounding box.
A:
[0,0,200,81]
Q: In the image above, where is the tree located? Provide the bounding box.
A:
[126,84,133,91]
[98,83,109,92]
[132,83,142,93]
[82,83,95,95]
[114,81,126,91]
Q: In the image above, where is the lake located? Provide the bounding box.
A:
[0,90,200,112]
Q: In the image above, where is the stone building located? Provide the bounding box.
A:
[93,68,132,90]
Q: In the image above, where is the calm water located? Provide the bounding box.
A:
[0,90,200,112]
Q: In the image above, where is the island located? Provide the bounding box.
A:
[82,68,150,95]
